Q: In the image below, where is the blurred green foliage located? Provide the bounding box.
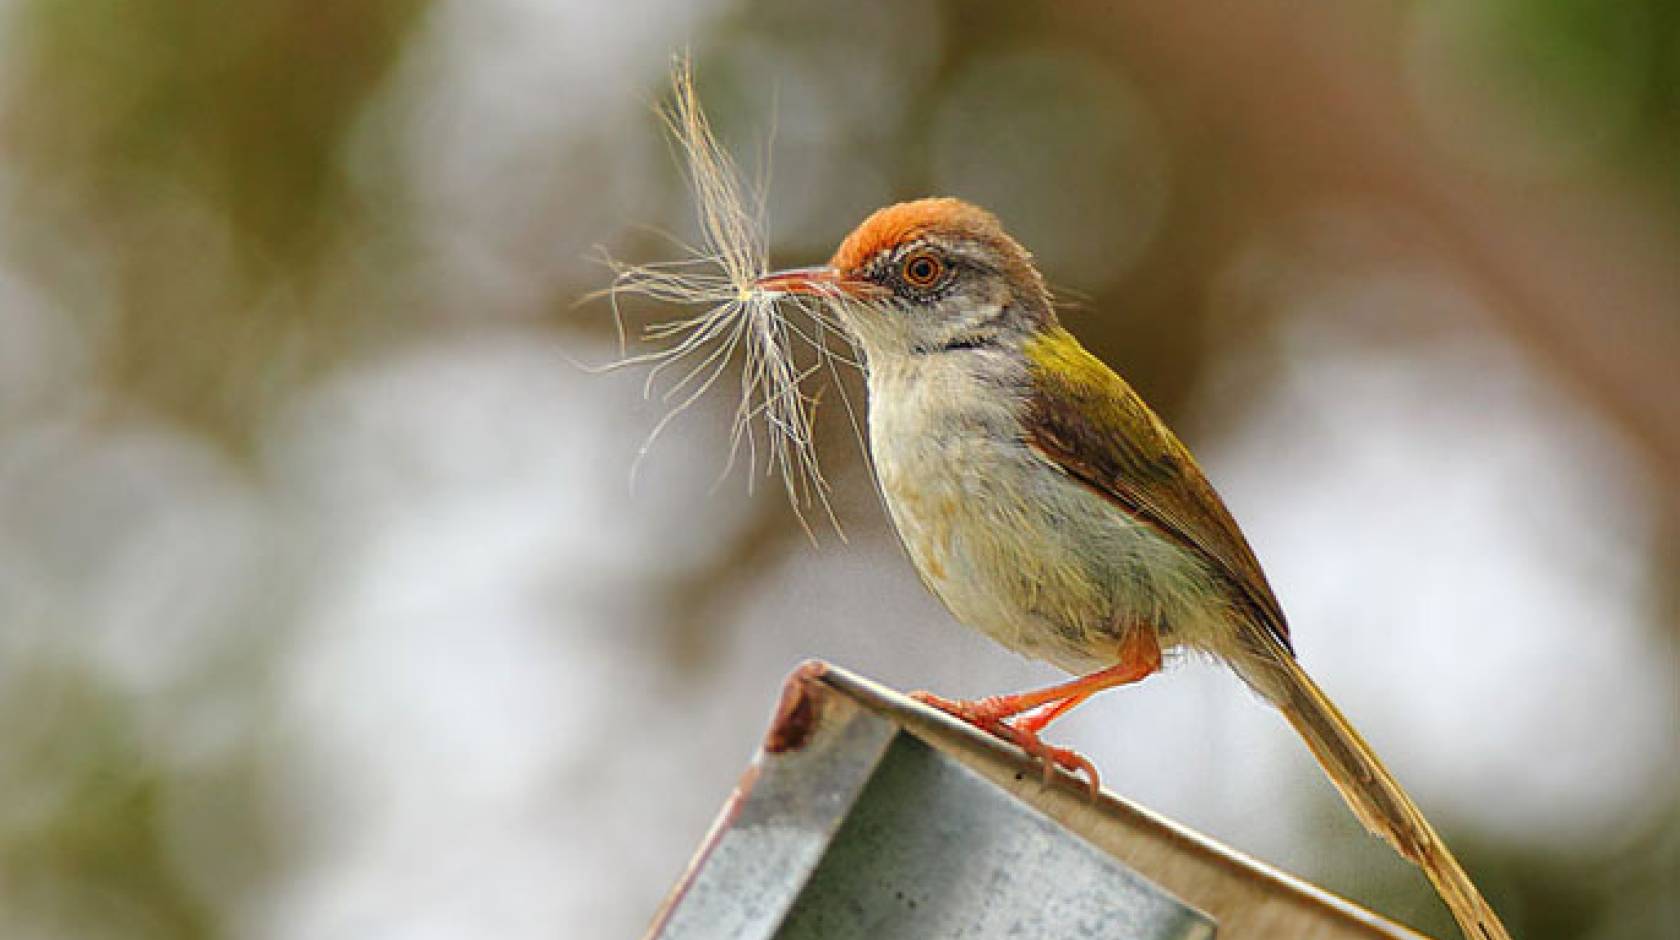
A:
[4,0,429,439]
[0,666,209,939]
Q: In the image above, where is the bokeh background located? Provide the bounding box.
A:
[0,1,1676,937]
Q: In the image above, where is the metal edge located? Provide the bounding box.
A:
[644,661,869,940]
[643,758,765,938]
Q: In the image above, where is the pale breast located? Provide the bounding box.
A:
[866,353,1229,673]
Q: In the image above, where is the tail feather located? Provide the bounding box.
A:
[1241,630,1512,940]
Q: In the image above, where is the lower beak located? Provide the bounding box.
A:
[754,266,878,298]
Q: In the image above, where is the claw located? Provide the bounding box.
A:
[991,720,1101,798]
[909,690,964,714]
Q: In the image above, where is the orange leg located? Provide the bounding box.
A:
[1016,691,1093,735]
[912,629,1162,794]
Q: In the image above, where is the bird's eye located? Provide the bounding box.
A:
[900,251,944,288]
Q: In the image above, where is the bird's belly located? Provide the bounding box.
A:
[875,426,1222,673]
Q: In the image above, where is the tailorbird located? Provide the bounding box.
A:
[754,197,1510,940]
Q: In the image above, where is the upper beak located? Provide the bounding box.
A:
[754,266,879,299]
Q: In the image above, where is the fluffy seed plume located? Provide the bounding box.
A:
[592,57,859,533]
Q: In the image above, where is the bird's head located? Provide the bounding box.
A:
[755,198,1055,360]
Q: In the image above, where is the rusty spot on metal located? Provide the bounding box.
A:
[764,659,829,753]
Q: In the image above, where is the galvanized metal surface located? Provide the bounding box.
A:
[647,660,1433,940]
[777,734,1214,939]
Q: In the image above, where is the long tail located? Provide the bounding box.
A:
[1241,630,1512,940]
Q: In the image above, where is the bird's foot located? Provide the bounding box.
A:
[909,689,1029,725]
[991,720,1101,797]
[910,691,1101,797]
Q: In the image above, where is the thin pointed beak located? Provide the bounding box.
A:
[754,266,880,299]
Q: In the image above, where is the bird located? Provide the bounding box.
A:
[753,197,1511,940]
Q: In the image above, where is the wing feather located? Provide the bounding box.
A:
[1022,328,1291,647]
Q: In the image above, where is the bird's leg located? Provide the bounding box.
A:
[912,629,1162,725]
[1015,692,1093,735]
[911,629,1162,794]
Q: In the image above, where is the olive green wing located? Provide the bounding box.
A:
[1022,327,1291,647]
